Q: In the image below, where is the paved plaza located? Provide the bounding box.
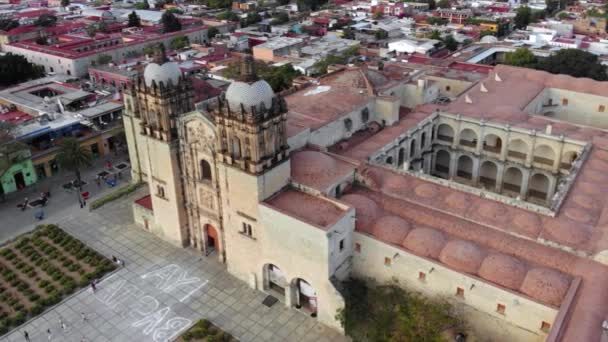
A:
[1,189,348,342]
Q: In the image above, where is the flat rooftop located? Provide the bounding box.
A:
[264,188,347,230]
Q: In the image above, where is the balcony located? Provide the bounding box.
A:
[483,144,501,154]
[533,156,554,166]
[507,150,526,160]
[459,139,476,148]
[437,135,453,143]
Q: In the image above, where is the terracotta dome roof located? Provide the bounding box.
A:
[511,212,542,237]
[291,151,338,185]
[341,194,380,233]
[543,219,592,248]
[402,228,447,259]
[520,268,570,306]
[439,240,485,274]
[444,192,471,211]
[564,207,593,224]
[477,202,509,224]
[478,253,527,290]
[572,195,598,210]
[371,216,412,245]
[381,174,412,196]
[414,183,439,199]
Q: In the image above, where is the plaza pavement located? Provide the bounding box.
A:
[2,188,349,342]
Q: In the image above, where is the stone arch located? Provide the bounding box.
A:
[483,133,502,154]
[529,172,550,202]
[457,154,474,180]
[386,156,393,165]
[204,224,220,253]
[291,278,318,316]
[200,159,212,181]
[504,167,524,195]
[435,149,450,176]
[263,263,288,298]
[479,160,498,188]
[398,148,405,166]
[508,138,529,160]
[231,136,242,158]
[561,150,579,169]
[437,123,454,143]
[410,139,417,158]
[421,131,427,149]
[459,128,477,148]
[533,144,556,166]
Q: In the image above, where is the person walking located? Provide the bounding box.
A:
[95,176,101,187]
[90,281,96,293]
[81,312,87,323]
[21,197,29,211]
[23,330,30,342]
[60,318,67,332]
[46,328,52,341]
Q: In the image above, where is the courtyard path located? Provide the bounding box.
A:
[2,189,347,342]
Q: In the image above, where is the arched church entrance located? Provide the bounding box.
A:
[291,278,318,317]
[263,264,287,299]
[204,224,219,254]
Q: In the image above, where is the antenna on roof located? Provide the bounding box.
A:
[480,82,488,93]
[494,72,502,82]
[465,94,473,104]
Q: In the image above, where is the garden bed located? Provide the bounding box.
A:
[0,224,116,335]
[177,319,237,342]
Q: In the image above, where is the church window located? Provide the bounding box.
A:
[200,160,212,181]
[496,303,506,315]
[384,257,391,266]
[232,137,242,158]
[361,108,369,123]
[456,287,464,298]
[541,321,551,333]
[355,243,361,253]
[562,98,568,106]
[599,105,605,112]
[344,118,353,132]
[241,222,253,237]
[339,239,345,251]
[156,185,165,198]
[418,272,426,282]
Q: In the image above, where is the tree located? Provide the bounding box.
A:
[128,11,141,27]
[270,12,289,25]
[167,7,184,14]
[34,14,57,27]
[0,121,15,144]
[558,12,569,20]
[240,12,262,27]
[429,30,441,40]
[427,17,448,25]
[427,0,436,10]
[442,35,458,51]
[208,26,219,39]
[296,0,328,11]
[97,54,112,65]
[170,35,189,50]
[437,0,450,8]
[217,11,239,21]
[277,0,290,5]
[0,19,19,32]
[0,53,45,86]
[223,61,300,92]
[372,11,383,20]
[135,0,150,9]
[536,49,608,81]
[514,6,532,29]
[374,29,388,40]
[97,21,108,33]
[61,0,70,6]
[504,47,537,68]
[86,24,97,37]
[56,138,92,207]
[161,11,182,33]
[35,36,47,45]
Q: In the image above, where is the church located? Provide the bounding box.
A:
[122,50,608,341]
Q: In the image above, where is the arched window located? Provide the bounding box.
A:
[361,108,369,123]
[232,137,241,158]
[200,160,212,181]
[344,118,353,132]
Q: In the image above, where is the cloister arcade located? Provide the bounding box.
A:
[377,113,586,207]
[262,264,318,317]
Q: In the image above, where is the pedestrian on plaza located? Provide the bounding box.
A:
[95,176,101,187]
[117,171,122,179]
[81,312,87,323]
[23,330,30,342]
[90,281,97,293]
[21,197,28,211]
[60,318,67,332]
[112,255,117,263]
[35,209,44,221]
[106,160,112,170]
[117,258,123,267]
[46,328,52,341]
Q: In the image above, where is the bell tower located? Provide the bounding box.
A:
[211,56,289,175]
[122,44,194,247]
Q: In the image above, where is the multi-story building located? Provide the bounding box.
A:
[123,52,608,342]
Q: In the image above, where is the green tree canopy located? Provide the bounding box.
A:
[61,0,70,6]
[429,30,441,40]
[97,54,112,65]
[312,46,358,75]
[128,11,141,27]
[240,12,262,27]
[537,49,608,81]
[0,19,19,32]
[135,0,150,9]
[0,121,15,143]
[514,6,532,29]
[170,35,189,50]
[217,10,239,21]
[56,138,92,204]
[297,0,328,11]
[161,11,182,33]
[34,14,57,27]
[277,0,290,5]
[374,29,388,40]
[437,0,450,8]
[86,24,97,37]
[442,35,458,51]
[0,53,44,86]
[504,47,537,68]
[427,0,436,10]
[427,17,448,25]
[207,26,219,39]
[222,61,301,92]
[270,12,289,25]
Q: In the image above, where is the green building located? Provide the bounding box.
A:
[0,142,37,196]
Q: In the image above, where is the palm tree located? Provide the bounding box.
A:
[56,138,92,206]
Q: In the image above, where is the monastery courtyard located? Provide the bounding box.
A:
[1,189,346,342]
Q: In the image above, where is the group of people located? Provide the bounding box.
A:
[22,313,89,341]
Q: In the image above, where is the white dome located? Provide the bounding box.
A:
[480,35,498,44]
[225,79,274,111]
[143,62,182,87]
